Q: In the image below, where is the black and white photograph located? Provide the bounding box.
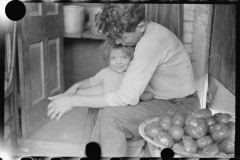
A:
[2,2,236,159]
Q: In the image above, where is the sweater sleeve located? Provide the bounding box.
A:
[104,39,166,106]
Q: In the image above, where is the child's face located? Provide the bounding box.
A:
[109,49,131,73]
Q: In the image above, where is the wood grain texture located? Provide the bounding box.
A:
[183,32,193,43]
[183,9,195,21]
[48,38,61,95]
[209,5,235,95]
[192,4,213,108]
[183,21,194,33]
[184,4,195,10]
[29,42,45,105]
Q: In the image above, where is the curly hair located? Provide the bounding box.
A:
[95,4,145,39]
[102,39,134,64]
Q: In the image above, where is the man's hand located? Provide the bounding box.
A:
[47,95,75,121]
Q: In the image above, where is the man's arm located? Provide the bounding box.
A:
[72,94,108,108]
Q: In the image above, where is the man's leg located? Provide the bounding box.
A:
[92,96,200,157]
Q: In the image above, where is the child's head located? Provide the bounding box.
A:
[103,39,134,73]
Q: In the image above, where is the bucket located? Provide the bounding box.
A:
[88,6,102,35]
[63,5,85,34]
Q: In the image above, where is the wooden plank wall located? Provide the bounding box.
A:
[184,4,213,108]
[189,4,235,113]
[209,5,235,95]
[183,4,195,60]
[207,5,235,114]
[64,38,107,89]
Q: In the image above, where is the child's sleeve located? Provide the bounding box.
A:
[89,68,105,87]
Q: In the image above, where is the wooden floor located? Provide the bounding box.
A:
[13,107,88,157]
[12,107,151,158]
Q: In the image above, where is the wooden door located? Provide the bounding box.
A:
[18,3,64,138]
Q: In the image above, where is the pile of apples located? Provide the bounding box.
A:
[145,108,235,156]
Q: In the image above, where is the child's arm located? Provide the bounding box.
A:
[140,91,154,102]
[65,79,91,95]
[76,85,103,96]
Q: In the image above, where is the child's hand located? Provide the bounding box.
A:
[64,86,78,95]
[64,90,75,95]
[48,85,78,100]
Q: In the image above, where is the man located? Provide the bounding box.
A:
[48,4,200,157]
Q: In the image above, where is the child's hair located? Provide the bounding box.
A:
[95,4,145,39]
[102,39,134,64]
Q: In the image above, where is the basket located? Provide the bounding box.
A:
[139,117,234,158]
[63,5,85,34]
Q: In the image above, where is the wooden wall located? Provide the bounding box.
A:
[182,4,195,60]
[209,5,235,95]
[189,4,235,113]
[64,38,107,89]
[189,4,213,108]
[207,5,235,114]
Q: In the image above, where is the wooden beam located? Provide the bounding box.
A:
[192,4,213,108]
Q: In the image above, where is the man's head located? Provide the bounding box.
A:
[95,4,146,46]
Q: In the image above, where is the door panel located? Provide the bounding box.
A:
[18,3,64,138]
[48,38,61,95]
[29,42,45,105]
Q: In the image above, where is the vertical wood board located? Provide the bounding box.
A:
[192,4,213,108]
[209,5,235,95]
